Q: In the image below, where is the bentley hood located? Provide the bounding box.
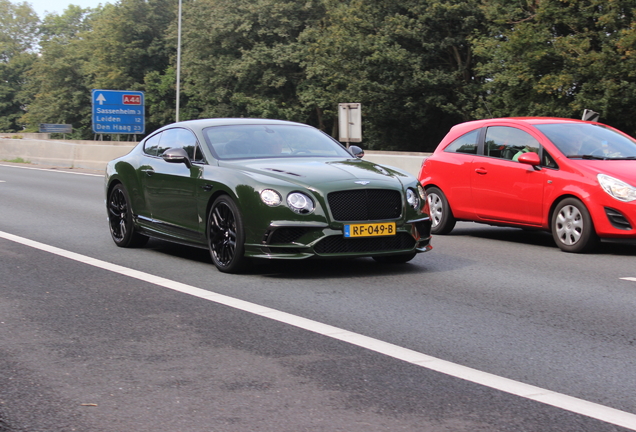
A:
[220,158,412,189]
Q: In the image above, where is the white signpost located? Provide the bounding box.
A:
[338,103,362,146]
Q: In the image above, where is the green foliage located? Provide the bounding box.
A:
[19,6,95,134]
[0,0,39,61]
[19,0,176,137]
[4,0,636,146]
[473,0,636,135]
[0,0,39,131]
[2,157,30,163]
[0,52,35,131]
[299,0,485,151]
[145,67,179,128]
[180,0,323,124]
[82,0,176,89]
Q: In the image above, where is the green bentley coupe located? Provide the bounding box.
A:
[105,118,432,273]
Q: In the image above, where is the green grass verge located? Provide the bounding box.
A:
[2,157,31,164]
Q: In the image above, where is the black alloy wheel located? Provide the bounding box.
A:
[208,195,246,273]
[108,184,148,247]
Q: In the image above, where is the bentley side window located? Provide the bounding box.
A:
[159,128,205,163]
[444,130,479,154]
[143,133,162,156]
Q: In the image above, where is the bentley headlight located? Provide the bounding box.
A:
[598,174,636,202]
[406,188,420,209]
[287,192,315,214]
[260,189,282,206]
[417,184,426,201]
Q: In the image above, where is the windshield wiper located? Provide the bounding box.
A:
[567,154,636,160]
[566,154,606,160]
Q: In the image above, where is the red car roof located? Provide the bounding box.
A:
[451,117,594,131]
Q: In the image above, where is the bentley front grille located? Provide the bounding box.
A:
[327,189,402,221]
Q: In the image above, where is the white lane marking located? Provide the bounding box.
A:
[1,230,635,431]
[621,277,636,282]
[0,163,102,177]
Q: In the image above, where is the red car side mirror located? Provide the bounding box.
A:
[517,152,541,167]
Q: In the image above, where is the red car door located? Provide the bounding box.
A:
[470,126,546,225]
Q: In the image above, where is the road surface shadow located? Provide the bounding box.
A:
[142,238,431,278]
[450,222,636,256]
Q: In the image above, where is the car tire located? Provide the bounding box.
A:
[107,183,149,248]
[551,198,599,253]
[372,252,417,264]
[208,195,247,273]
[426,187,456,234]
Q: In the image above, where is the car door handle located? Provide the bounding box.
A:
[475,168,488,175]
[140,168,155,176]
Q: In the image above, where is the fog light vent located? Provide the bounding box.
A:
[604,207,632,230]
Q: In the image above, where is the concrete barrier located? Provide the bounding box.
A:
[0,137,429,177]
[0,138,135,171]
[362,151,428,178]
[0,132,52,140]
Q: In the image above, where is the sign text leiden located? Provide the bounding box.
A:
[92,89,145,134]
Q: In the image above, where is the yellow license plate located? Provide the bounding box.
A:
[344,222,396,238]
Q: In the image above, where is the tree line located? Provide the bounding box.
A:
[2,0,636,151]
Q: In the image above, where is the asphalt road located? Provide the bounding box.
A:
[1,162,635,431]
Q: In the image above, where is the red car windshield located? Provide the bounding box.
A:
[536,123,636,159]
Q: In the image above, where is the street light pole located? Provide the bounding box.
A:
[176,0,182,122]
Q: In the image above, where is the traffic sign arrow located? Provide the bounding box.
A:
[96,93,106,105]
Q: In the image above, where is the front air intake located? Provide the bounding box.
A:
[314,233,415,254]
[605,207,632,230]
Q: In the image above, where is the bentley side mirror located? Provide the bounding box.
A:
[162,148,192,168]
[349,145,364,159]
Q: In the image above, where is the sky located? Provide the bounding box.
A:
[25,0,110,18]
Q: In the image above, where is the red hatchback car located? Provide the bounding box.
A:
[418,117,636,252]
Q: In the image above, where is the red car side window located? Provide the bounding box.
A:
[484,126,540,161]
[444,129,479,154]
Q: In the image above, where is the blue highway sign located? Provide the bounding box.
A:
[39,124,72,133]
[92,89,145,134]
